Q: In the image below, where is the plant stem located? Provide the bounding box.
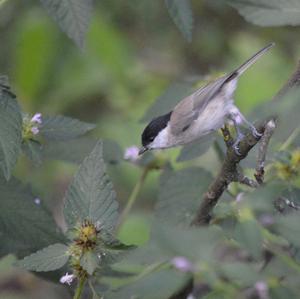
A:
[73,277,86,299]
[117,168,149,230]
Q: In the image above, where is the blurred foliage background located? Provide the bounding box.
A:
[0,0,299,298]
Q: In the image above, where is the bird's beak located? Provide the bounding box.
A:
[138,146,148,155]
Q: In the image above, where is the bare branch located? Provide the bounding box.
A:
[255,119,277,184]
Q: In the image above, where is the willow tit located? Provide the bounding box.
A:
[139,43,274,155]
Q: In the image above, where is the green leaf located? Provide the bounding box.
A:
[227,0,300,27]
[80,251,99,275]
[177,134,215,162]
[22,140,43,165]
[40,0,93,49]
[155,167,212,225]
[107,269,189,299]
[276,213,300,247]
[141,82,194,123]
[241,183,285,212]
[165,0,193,42]
[64,141,119,231]
[40,115,95,141]
[234,220,263,259]
[220,262,259,287]
[0,79,22,180]
[43,138,122,165]
[16,243,69,272]
[0,175,65,258]
[152,223,223,262]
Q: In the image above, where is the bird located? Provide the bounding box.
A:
[139,43,275,155]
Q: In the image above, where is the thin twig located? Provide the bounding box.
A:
[255,119,277,184]
[237,173,260,188]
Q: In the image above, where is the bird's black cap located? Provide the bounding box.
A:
[141,111,172,147]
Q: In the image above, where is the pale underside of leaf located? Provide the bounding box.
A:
[228,0,300,26]
[64,141,119,232]
[16,243,69,272]
[165,0,193,42]
[40,0,94,49]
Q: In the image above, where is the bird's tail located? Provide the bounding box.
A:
[234,43,275,76]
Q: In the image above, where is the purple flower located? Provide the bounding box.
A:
[31,113,42,124]
[171,256,193,272]
[60,272,75,285]
[255,281,269,299]
[124,146,140,163]
[31,126,39,135]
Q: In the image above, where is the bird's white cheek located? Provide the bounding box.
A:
[150,127,169,149]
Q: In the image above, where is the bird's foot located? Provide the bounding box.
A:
[232,132,245,156]
[250,125,262,139]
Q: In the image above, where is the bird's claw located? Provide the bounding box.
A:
[232,132,244,156]
[233,142,242,156]
[251,126,262,139]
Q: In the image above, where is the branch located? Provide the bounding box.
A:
[255,119,277,184]
[191,119,270,226]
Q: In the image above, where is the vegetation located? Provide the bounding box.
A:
[0,1,299,299]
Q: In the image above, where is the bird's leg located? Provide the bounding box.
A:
[228,113,244,155]
[237,111,262,138]
[230,106,262,138]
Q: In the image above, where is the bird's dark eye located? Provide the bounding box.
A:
[149,136,154,142]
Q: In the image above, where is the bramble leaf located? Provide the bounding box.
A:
[0,76,22,180]
[64,141,119,231]
[0,175,64,258]
[155,167,212,225]
[165,0,193,42]
[234,220,263,259]
[16,243,69,272]
[80,251,99,275]
[227,0,300,27]
[40,115,95,141]
[40,0,93,49]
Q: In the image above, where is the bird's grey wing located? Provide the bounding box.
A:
[169,75,229,135]
[169,43,275,136]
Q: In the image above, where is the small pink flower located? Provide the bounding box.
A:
[255,281,269,299]
[31,126,39,135]
[124,146,140,163]
[171,256,193,272]
[31,113,42,124]
[60,272,75,285]
[34,198,41,205]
